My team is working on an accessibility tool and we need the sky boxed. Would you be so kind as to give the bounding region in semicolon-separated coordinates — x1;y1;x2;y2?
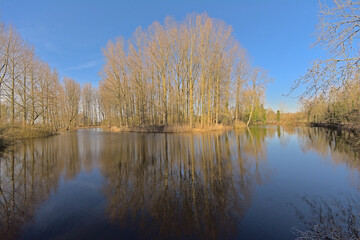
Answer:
0;0;323;112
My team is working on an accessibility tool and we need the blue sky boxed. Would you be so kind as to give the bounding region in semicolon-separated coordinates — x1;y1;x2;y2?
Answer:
0;0;323;112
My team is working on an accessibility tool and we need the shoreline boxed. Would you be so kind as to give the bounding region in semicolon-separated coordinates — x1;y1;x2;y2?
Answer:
0;125;57;152
1;123;358;152
102;124;241;133
99;122;309;133
100;123;360;152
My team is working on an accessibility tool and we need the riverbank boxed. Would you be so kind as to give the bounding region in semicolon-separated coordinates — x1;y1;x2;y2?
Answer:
310;122;360;152
103;123;246;133
0;125;57;152
265;120;307;126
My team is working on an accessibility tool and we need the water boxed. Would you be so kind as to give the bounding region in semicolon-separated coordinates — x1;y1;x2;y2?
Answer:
0;126;359;240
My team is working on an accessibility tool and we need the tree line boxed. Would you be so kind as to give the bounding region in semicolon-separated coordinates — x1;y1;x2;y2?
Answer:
0;21;100;130
1;13;271;132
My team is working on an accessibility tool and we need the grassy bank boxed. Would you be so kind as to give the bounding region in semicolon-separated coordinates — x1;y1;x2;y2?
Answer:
0;125;57;152
104;122;247;133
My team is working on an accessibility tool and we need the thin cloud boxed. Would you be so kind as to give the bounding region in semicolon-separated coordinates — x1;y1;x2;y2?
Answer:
65;60;102;71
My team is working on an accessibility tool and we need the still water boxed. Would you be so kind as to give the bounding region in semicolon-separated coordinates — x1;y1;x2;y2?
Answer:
0;126;359;240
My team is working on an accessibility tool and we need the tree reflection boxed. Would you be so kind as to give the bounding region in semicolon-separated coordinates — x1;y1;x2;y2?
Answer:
0;132;83;239
297;127;360;189
297;127;358;162
100;129;271;239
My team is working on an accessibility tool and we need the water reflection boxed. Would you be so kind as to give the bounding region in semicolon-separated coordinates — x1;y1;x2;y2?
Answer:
292;194;360;239
0;127;358;239
296;127;360;191
297;127;359;164
0;131;98;239
0;137;69;239
99;130;272;239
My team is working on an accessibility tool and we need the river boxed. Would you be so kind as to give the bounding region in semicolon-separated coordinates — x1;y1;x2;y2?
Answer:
0;126;359;239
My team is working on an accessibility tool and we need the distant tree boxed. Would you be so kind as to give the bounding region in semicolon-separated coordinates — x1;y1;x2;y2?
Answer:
246;67;271;126
262;107;267;123
63;78;80;129
276;110;280;122
81;83;94;126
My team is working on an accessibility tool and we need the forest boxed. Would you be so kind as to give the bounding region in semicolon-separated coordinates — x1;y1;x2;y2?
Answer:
0;13;273;135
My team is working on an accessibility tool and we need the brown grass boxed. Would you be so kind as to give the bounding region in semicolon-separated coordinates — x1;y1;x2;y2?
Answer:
266;120;308;126
234;120;247;129
104;123;244;133
0;124;56;152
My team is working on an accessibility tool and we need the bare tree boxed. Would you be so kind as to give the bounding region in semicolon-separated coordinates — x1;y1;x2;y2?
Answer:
292;0;360;126
291;0;360;100
63;78;80;129
246;67;271;126
99;13;269;128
